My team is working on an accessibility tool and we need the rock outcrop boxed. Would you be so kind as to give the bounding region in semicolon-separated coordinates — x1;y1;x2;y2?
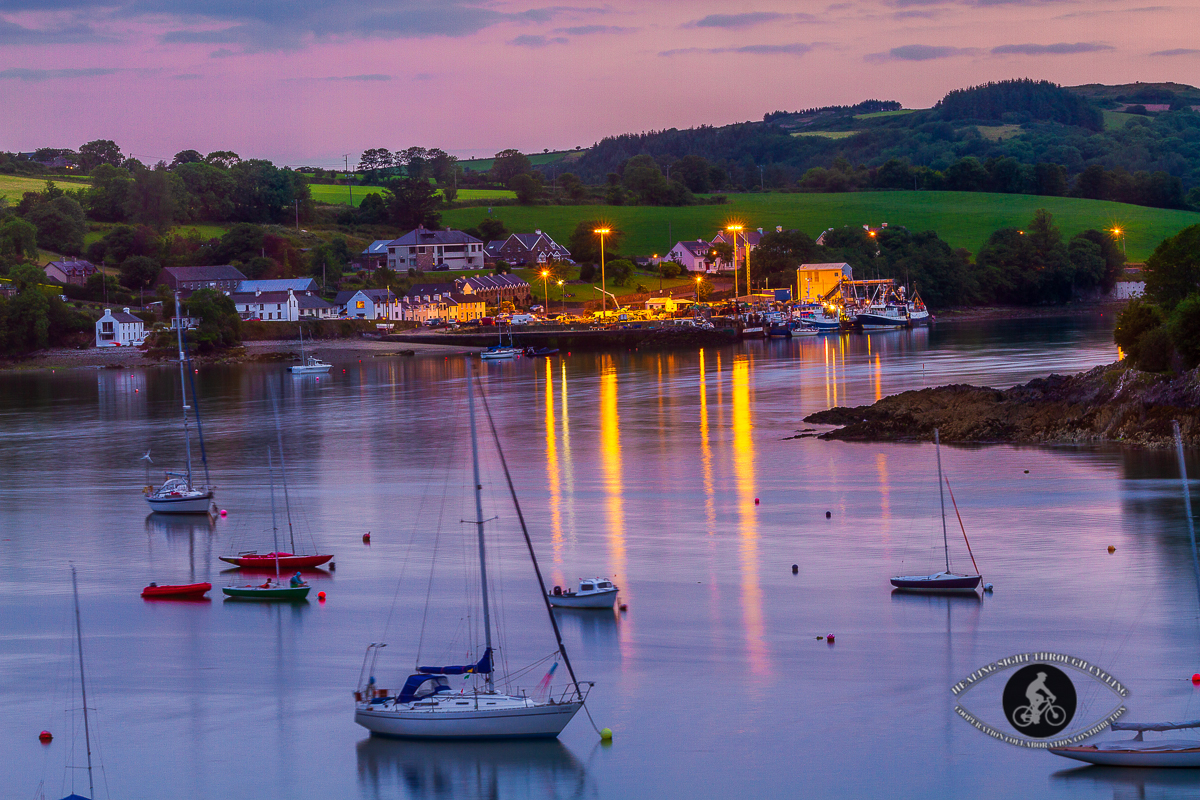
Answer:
804;362;1200;447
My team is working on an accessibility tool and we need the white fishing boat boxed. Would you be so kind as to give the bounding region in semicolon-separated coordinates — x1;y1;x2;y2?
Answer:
907;291;931;325
145;293;216;515
353;366;588;739
548;578;619;609
1050;421;1200;768
891;429;982;593
289;327;332;373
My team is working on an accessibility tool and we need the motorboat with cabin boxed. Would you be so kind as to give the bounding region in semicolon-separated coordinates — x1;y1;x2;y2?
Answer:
548;578;619;609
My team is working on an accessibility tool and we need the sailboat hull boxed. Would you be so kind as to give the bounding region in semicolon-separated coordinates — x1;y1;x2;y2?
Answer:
222;585;311;600
355;700;582;740
891;572;981;592
146;491;215;514
219;553;333;569
1049;745;1200;767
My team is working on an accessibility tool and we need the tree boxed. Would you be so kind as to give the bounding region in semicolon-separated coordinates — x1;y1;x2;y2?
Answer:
509;173;542;204
1067;237;1106;293
0;216;38;267
974;212;1073;305
173;161;235;221
1034;163;1068;197
228;160;310;223
8;263;47;291
567;220;622;265
127;169;185;229
397;147;431;181
1144;224;1200;311
211;223;265;265
205;151;241;169
307;236;353;284
86;164;133;222
1;285;50;352
243;256;274;280
26;196;86;255
170;150;205;168
945;157;990;192
95;224;158;266
357;192;388;225
671;155;714;193
606;259;634;287
1167;293;1200;369
558;172;587;200
382;177;441;231
184;288;241;352
491;149;532;184
477;217;509;242
78;139;123;172
119;255;160;291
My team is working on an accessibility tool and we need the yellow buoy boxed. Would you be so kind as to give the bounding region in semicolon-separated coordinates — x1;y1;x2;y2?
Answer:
1108;545;1116;553
600;727;613;740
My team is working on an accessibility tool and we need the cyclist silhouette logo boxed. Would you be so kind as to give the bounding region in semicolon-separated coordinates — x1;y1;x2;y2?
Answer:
1002;664;1076;738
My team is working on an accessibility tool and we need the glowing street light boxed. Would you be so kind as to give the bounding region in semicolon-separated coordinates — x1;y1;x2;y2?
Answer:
695;274;702;303
594;228;611;316
541;269;550;311
1111;227;1126;255
557;279;565;315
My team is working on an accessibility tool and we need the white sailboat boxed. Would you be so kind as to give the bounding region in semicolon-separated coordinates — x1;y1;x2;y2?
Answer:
480;325;519;360
145;293;216;515
1050;420;1200;767
353;366;587;739
288;327;331;373
891;429;982;592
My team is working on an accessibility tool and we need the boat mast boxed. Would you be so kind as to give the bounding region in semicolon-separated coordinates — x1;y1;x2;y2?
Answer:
935;428;949;573
273;404;296;553
1173;421;1200;607
268;447;281;582
467;369;495;692
70;566;95;800
175;292;195;490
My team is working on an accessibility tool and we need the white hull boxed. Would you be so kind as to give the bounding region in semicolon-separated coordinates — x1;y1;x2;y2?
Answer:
1050;746;1200;767
289;364;331;374
355;699;582;739
480;348;519;360
146;492;214;514
548;589;617;608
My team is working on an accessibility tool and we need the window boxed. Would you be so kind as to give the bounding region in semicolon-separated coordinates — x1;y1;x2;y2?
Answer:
581;583;594;592
356;301;366;309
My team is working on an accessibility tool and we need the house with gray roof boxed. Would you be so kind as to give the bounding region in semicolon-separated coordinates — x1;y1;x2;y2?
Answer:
95;307;144;348
335;288;401;320
44;259;98;286
360;240;393;271
234;278;319;294
156;265;247;294
386;227;485;271
483;230;571;266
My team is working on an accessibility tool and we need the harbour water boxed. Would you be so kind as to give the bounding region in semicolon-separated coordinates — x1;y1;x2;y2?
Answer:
5;313;1200;799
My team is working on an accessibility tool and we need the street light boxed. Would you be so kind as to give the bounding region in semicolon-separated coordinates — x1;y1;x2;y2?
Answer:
594;228;611;317
695;275;702;303
557;279;564;315
541;269;550;312
1111;227;1126;255
726;224;744;315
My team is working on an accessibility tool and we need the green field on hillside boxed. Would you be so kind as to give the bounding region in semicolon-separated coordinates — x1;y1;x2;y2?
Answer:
790;130;859;139
458;151;581;173
309;183;515;207
443;192;1200;262
853;109;919;120
0;174;91;199
1103;110;1142;130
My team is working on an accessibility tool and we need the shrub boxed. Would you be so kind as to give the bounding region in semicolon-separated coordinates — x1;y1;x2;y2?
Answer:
1136;326;1174;372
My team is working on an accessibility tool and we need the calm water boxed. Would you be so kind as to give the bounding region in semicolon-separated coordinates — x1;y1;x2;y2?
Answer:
5;314;1200;799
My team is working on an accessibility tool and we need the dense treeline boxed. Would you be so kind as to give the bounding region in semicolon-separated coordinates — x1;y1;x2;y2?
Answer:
1113;224;1200;371
764;100;901;123
936;80;1103;131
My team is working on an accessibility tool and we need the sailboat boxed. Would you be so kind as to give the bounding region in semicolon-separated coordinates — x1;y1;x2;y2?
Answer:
891;429;983;592
353;366;587;739
480;325;519;360
1049;420;1200;767
222;448;311;600
145;293;216;515
288;326;332;374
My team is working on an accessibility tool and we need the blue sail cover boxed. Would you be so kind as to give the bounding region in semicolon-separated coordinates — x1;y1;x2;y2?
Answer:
398;674;452;703
417;648;493;676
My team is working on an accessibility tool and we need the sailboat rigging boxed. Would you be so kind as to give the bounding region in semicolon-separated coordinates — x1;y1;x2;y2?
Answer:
891;429;983;592
353;363;587;739
288;326;331;374
144;293;216;515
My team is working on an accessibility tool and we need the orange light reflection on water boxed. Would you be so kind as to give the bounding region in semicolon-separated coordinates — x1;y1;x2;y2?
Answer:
599;359;628;610
732;356;768;675
545;361;563;576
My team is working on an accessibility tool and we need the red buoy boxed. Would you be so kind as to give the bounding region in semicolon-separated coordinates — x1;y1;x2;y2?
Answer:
1192;673;1200;684
219;509;227;517
363;531;371;543
318;591;326;601
826;633;835;643
755;498;760;505
39;730;52;742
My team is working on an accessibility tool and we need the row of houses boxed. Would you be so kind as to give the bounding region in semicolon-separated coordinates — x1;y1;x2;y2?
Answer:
362;227;572;272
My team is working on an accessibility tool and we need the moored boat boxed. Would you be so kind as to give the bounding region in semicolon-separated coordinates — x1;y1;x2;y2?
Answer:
548;578;619;609
856;303;910;330
219;552;332;569
1049;721;1200;767
141;582;212;598
222;582;311;601
289;327;332;373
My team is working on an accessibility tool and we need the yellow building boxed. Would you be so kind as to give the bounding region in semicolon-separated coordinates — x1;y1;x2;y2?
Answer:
796;262;854;303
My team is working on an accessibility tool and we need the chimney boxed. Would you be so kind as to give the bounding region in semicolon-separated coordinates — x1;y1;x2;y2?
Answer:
122;307;131;314
256;289;262;297
758;228;763;234
535;229;542;235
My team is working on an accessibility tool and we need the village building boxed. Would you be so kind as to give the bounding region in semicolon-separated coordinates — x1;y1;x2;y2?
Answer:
796;263;854;303
400;286;486;324
156;265;247;295
234;278;320;294
43;259;98;286
644;296;696;315
455;274;532;305
483;231;572;266
336;288;402;320
358;240;392;272
667;240;720;273
95;307;144;347
711;228;764;273
386;228;485;271
298;293;337;319
229;289;300;321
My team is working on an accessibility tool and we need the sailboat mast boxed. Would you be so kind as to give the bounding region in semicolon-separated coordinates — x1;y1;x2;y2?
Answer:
273;405;296;553
269;447;281;581
175;292;195;489
70;566;95;800
935;428;949;572
1172;421;1200;607
467;370;495;692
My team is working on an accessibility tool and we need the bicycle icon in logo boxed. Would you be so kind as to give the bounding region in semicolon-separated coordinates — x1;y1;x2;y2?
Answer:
1002;664;1076;738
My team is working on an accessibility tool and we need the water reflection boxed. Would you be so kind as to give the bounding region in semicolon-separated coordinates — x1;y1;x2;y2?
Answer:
545;361;563;577
356;738;593;800
1050;764;1200;798
552;607;619;652
731;356;767;675
598;359;626;602
143;512;216;582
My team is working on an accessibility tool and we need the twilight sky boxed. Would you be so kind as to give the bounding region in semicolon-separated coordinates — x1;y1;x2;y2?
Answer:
1;0;1197;166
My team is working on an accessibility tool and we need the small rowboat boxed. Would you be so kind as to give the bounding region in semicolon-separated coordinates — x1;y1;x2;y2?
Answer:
142;582;212;598
222;583;311;601
219;552;333;569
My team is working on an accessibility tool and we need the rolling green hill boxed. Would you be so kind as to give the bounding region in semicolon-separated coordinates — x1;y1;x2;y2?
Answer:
443;192;1200;261
308;184;515;207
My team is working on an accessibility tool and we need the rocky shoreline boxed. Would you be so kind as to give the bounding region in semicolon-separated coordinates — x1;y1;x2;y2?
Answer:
804;361;1200;448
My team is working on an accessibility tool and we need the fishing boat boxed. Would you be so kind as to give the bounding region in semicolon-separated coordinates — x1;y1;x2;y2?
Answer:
891;429;983;593
288;327;332;373
1050;420;1200;767
907;291;931;325
141;581;211;598
145;293;216;515
353;366;587;739
548;578;619;609
481;326;520;360
222;448;311;601
856;302;910;330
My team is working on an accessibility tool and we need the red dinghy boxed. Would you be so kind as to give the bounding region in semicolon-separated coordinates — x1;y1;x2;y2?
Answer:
142;582;212;598
219;552;333;569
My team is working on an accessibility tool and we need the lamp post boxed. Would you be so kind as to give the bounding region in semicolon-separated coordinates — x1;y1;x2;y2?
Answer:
541;269;550;312
594;228;610;317
558;279;564;316
695;275;702;303
726;224;743;316
1111;227;1126;256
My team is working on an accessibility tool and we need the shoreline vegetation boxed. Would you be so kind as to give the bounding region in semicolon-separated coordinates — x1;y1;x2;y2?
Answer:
804;360;1200;448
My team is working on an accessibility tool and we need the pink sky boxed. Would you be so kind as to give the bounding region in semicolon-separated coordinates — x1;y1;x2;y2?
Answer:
1;0;1198;167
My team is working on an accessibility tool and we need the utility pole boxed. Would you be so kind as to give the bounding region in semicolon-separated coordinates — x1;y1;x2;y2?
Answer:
344;154;353;207
295;199;299;232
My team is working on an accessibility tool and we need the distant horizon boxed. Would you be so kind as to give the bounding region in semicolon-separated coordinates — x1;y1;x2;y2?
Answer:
3;0;1198;167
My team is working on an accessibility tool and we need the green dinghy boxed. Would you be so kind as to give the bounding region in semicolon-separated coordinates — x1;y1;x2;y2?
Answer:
222;583;310;600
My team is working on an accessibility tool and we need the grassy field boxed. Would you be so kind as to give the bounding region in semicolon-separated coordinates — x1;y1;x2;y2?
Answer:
458;150;582;173
309;183;516;207
974;124;1023;141
853;109;920;120
1103;110;1142;130
0;174;91;200
790;130;859;139
443;192;1200;262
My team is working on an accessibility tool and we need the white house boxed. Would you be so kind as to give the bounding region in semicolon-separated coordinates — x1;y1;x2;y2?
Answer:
95;308;144;348
386;227;485;271
336;289;402;320
668;240;719;273
229;289;300;321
